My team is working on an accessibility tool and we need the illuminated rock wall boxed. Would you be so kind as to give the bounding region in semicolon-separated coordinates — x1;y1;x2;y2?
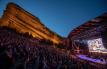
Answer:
62;13;107;49
0;3;62;44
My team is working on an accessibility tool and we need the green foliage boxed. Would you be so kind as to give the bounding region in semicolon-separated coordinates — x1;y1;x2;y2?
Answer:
56;43;66;49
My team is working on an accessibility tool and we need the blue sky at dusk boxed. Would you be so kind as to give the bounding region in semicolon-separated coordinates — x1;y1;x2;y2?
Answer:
0;0;107;37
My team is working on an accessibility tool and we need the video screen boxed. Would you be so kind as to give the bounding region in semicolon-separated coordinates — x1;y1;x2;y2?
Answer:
87;38;107;53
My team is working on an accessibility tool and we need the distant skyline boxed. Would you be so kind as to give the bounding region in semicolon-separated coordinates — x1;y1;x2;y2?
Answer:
0;0;107;37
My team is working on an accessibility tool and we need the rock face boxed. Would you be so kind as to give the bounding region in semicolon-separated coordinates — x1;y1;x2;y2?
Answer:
0;3;62;44
68;13;107;39
63;13;107;49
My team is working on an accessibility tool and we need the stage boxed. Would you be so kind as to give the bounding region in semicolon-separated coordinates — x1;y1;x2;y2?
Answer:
76;54;106;65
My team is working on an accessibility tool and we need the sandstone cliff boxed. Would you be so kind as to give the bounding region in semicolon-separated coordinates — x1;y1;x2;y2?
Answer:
62;13;107;48
0;3;62;44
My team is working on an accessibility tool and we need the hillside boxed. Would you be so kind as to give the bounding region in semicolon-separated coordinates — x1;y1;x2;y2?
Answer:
0;3;63;44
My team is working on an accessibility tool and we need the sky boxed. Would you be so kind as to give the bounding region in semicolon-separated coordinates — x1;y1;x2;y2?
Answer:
0;0;107;37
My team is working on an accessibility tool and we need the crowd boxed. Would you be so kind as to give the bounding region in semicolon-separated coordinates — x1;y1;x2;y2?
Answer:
0;27;105;69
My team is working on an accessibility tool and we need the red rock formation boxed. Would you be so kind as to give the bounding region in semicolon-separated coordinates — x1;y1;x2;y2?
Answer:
62;13;107;49
0;3;62;44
